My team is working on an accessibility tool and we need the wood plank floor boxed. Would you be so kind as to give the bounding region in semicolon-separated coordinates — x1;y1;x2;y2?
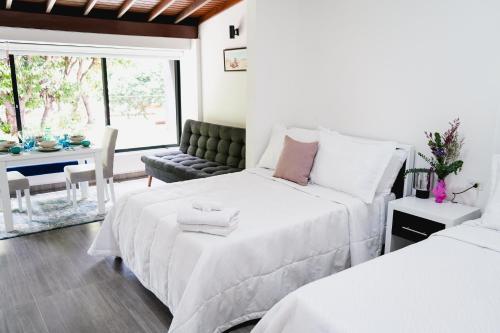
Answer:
0;222;255;333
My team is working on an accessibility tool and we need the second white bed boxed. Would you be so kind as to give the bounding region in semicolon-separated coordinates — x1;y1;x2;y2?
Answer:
88;168;390;333
253;221;500;333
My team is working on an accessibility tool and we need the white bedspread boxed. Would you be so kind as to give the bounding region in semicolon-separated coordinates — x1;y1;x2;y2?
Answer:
253;222;500;333
88;168;387;333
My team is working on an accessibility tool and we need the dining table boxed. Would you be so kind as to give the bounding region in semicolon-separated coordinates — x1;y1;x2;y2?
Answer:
0;146;105;232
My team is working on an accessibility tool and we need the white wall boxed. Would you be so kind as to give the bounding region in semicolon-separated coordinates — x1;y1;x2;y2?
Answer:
248;0;500;205
181;39;203;122
199;1;247;127
247;0;301;165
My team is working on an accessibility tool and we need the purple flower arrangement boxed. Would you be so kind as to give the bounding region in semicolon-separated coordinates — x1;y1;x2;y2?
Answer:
422;118;464;180
406;118;464;203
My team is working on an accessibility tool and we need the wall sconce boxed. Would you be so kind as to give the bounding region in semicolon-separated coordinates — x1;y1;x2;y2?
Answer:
229;25;239;39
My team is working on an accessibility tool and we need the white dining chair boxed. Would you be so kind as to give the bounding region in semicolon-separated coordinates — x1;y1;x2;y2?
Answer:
63;127;118;209
5;171;32;221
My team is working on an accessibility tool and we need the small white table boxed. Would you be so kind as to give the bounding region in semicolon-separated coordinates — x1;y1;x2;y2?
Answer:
0;146;105;232
385;197;481;253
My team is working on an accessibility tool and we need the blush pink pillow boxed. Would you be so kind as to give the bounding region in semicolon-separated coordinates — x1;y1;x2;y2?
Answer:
273;135;319;186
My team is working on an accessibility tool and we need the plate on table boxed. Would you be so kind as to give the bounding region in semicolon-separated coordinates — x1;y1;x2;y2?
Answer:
37;146;62;152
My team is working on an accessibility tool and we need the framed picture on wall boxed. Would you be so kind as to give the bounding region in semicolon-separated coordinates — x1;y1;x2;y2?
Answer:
224;47;247;71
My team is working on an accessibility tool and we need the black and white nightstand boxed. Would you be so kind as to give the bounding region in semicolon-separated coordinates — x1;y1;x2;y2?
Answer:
384;197;481;253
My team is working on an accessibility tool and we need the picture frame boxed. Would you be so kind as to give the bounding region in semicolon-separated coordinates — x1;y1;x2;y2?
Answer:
223;47;247;72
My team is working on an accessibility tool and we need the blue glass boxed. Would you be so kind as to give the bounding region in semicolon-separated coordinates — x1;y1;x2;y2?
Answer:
23;136;35;151
60;134;70;149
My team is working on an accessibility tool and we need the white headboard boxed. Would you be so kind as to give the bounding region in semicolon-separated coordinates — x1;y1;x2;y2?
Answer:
489;154;500;197
394;143;415;198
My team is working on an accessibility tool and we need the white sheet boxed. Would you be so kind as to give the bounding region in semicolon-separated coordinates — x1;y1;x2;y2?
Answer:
253;221;500;333
88;168;389;333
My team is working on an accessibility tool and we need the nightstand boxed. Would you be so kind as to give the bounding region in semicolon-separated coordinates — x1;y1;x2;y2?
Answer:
384;197;481;253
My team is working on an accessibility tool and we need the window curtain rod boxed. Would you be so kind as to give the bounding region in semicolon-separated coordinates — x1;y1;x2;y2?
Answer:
0;41;184;59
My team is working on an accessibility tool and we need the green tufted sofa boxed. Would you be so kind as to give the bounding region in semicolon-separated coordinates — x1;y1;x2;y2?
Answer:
141;119;246;184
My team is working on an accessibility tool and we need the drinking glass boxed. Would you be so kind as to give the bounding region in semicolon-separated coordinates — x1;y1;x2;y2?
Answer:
413;170;434;199
23;136;35;151
59;134;70;149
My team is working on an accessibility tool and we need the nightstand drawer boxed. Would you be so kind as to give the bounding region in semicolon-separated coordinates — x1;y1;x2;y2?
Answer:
392;210;445;242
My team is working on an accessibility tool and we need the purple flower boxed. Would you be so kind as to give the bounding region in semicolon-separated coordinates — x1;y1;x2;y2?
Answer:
433;147;446;158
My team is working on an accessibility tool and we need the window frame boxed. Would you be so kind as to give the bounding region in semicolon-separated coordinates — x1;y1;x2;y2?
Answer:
8;54;22;133
7;54;182;152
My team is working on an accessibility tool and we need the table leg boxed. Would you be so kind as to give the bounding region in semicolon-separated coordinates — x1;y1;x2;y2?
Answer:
0;162;13;232
80;181;89;199
94;153;105;215
77;159;89;199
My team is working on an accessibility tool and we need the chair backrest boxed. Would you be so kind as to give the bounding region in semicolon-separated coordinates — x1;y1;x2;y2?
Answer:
101;127;118;178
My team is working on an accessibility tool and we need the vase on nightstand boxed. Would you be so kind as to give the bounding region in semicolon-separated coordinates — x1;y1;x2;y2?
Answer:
432;179;447;203
406;118;465;204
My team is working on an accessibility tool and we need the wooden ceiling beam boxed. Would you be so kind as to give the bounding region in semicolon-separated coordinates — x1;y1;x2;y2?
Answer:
148;0;177;22
199;0;242;24
5;0;12;9
175;0;213;24
83;0;98;15
46;0;56;13
117;0;137;18
0;10;198;38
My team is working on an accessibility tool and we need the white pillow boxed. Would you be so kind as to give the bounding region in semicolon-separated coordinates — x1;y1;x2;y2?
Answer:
322;129;407;195
257;124;287;169
258;125;319;170
287;127;319;142
310;130;396;203
481;155;500;230
376;149;408;194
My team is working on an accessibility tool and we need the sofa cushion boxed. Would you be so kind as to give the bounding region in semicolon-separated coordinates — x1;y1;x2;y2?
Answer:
180;120;245;169
141;149;242;181
143;120;245;183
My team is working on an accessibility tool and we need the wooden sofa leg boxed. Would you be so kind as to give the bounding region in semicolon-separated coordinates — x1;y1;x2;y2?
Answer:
147;176;152;187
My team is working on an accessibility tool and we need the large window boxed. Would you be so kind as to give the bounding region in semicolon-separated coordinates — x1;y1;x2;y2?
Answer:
107;58;178;150
0;52;180;151
15;55;105;144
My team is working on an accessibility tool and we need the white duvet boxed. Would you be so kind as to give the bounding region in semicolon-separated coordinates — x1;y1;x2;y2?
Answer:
253;222;500;333
88;168;388;333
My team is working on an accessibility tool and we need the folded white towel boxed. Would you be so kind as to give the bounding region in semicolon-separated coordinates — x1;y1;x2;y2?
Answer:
192;200;224;212
178;219;238;237
177;205;240;228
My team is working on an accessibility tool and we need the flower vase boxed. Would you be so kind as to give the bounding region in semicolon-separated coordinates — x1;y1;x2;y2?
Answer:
432;179;447;203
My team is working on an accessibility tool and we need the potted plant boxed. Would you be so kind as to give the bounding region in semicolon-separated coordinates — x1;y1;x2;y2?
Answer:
406;118;464;203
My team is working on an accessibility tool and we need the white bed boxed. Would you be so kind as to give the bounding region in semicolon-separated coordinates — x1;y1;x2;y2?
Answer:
252;221;500;333
88;168;394;333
